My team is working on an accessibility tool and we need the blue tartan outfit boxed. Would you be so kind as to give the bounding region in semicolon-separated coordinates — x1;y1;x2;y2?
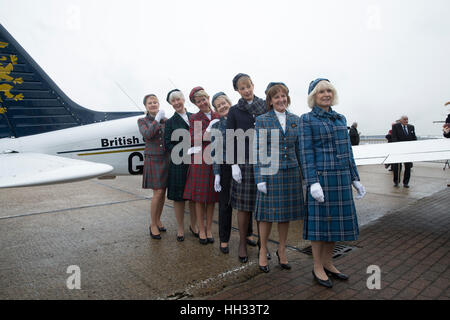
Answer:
298;106;360;242
253;110;305;222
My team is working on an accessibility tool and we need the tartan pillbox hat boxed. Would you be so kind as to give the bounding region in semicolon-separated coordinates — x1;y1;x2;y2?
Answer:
211;91;226;106
265;82;288;94
189;86;204;103
308;78;330;95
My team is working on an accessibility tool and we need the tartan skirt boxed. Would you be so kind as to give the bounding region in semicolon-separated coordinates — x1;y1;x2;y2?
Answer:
254;166;305;222
303;169;359;242
142;154;169;189
183;163;219;203
230;164;257;212
167;162;189;201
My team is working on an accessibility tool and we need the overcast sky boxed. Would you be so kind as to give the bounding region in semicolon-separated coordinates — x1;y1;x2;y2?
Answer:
1;0;449;136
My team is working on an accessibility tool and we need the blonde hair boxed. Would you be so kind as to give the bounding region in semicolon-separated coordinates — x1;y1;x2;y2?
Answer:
193;89;210;101
212;94;232;109
236;76;253;89
307;80;339;108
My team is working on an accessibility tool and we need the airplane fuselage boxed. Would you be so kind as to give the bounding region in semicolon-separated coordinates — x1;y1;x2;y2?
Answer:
0;115;146;176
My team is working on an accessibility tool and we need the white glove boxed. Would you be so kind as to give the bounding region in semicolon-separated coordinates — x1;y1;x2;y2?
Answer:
214;175;222;192
257;182;267;194
187;146;202;155
154;109;165;122
352;181;366;199
231;164;242;184
310;182;325;203
206;119;220;132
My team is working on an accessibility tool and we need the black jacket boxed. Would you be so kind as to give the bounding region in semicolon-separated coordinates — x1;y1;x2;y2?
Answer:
348;126;360;145
391;123;417;142
226;96;266;163
444;114;450;138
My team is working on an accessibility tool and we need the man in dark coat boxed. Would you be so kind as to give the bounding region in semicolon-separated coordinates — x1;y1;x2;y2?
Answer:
348;122;360;146
443;113;450;138
391;115;417;187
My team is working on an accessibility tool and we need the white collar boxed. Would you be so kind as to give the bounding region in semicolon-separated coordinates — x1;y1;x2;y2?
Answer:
274;109;286;116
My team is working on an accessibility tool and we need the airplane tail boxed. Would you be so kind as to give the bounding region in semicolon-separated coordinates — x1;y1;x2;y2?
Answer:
0;24;143;139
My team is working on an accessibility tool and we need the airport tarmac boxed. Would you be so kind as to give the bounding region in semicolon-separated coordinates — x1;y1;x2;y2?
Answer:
0;162;448;299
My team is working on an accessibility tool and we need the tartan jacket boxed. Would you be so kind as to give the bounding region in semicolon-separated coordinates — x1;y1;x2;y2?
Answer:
298;106;359;186
189;110;220;153
253;110;302;185
137;114;167;156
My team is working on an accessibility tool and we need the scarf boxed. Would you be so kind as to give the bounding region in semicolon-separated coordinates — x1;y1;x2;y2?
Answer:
236;95;266;117
312;106;342;121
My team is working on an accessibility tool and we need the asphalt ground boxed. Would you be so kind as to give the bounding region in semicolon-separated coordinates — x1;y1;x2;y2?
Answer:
0;162;448;300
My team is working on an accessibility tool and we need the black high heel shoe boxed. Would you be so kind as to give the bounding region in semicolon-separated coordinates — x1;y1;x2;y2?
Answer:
324;267;349;280
246;237;257;247
149;227;161;240
239;256;248;263
257;239;271;260
258;253;270;273
158;226;167;232
190;226;199;238
259;264;270;273
257;244;270;273
312;270;333;288
219;244;229;254
276;250;291;270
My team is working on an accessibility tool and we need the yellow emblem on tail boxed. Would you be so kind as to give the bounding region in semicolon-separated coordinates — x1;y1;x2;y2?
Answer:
0;42;24;102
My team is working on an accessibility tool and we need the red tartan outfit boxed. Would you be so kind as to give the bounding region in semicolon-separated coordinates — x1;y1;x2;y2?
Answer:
183;110;220;203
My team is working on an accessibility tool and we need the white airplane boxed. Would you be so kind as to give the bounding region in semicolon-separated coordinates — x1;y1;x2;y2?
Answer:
0;24;449;188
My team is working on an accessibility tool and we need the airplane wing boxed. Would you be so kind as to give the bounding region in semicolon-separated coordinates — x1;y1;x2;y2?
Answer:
0;153;113;188
353;139;450;165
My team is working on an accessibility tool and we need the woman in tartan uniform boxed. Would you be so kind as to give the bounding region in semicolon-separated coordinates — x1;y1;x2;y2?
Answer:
183;87;220;244
164;89;198;241
254;82;304;273
226;73;266;262
298;78;366;288
210;92;257;254
137;94;169;239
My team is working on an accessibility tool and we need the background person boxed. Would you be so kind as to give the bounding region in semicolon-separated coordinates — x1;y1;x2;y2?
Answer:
254;82;305;273
348;122;360;146
384;121;398;171
443;102;450;138
164;89;198;242
138;94;169;240
391;115;417;188
299;78;366;288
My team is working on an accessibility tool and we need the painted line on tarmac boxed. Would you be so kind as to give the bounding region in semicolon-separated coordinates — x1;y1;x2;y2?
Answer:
0;198;148;221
